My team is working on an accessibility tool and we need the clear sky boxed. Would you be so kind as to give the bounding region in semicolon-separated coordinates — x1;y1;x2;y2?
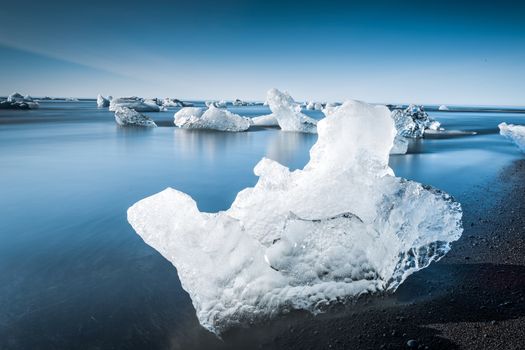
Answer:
0;0;524;105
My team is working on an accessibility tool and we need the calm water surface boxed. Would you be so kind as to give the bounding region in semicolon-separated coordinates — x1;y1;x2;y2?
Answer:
0;101;523;349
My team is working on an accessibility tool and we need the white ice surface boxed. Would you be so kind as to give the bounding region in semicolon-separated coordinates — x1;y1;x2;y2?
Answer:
251;114;279;127
109;97;162;112
128;99;463;334
7;92;39;109
499;122;525;153
438;105;449;111
97;94;110;108
266;88;317;133
174;106;251;132
114;107;157;127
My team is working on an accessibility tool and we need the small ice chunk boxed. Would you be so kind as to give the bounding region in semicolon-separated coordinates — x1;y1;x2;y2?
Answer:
391;104;440;138
97;94;110;108
6;92;39;109
499;122;525;153
251;114;279;127
266;88;317;133
114;107;157;127
174;106;251;132
128;99;462;334
390;135;409;155
438;105;449;111
110;97;163;112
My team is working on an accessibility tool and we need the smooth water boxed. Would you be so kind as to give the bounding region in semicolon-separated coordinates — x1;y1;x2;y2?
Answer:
0;101;523;349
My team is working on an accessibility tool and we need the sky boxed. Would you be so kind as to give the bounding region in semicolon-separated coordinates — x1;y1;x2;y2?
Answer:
0;0;524;105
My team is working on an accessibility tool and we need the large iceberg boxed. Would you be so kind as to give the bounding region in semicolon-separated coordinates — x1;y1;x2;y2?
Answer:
5;92;39;109
128;99;463;334
109;97;163;112
391;104;440;138
174;105;251;132
97;94;110;108
266;88;317;133
499;122;525;153
114;107;157;127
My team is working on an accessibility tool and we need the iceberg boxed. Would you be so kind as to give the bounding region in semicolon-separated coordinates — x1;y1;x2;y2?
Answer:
109;97;164;112
128;99;463;334
266;88;317;133
114;107;157;127
6;92;39;109
205;100;227;108
438;105;449;111
97;94;110;108
391;104;440;138
174;105;251;132
499;122;525;153
251;114;279;127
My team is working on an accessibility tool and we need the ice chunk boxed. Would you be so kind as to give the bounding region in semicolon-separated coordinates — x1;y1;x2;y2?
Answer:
174;105;251;132
128;99;462;334
109;97;163;112
6;92;39;109
438;104;449;111
97;94;110;108
499;122;525;153
114;107;157;127
251;114;279;127
266;88;317;133
205;100;227;108
390;135;409;154
391;104;440;138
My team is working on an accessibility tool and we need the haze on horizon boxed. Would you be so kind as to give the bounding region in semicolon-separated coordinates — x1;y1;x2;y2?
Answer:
0;0;524;106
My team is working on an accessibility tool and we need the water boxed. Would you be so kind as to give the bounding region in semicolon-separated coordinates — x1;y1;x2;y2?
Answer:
0;101;523;349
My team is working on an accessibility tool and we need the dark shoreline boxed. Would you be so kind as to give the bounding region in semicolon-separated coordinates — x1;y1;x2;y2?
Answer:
217;159;525;350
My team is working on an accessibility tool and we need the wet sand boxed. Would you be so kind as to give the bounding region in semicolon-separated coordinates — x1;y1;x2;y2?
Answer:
219;159;525;350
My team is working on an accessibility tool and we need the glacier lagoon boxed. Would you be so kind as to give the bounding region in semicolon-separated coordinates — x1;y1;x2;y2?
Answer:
1;100;524;348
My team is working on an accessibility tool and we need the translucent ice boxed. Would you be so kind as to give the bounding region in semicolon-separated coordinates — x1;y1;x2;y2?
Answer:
128;99;462;334
391;104;440;138
97;94;110;108
114;107;157;127
266;88;317;133
109;97;163;112
174;106;251;132
499;122;525;153
251;114;279;127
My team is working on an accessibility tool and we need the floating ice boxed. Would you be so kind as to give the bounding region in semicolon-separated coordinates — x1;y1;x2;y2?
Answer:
391;104;440;138
251;114;279;127
266;88;317;133
109;97;163;112
114;107;157;127
174;106;251;132
391;135;409;154
128;99;463;334
499;122;525;153
6;92;39;109
205;100;227;108
438;105;449;111
97;94;110;108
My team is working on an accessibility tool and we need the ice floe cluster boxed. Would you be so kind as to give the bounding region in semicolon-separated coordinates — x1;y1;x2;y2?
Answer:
1;92;39;109
174;105;251;132
128;99;463;334
114;107;157;127
391;104;441;138
499;122;525;153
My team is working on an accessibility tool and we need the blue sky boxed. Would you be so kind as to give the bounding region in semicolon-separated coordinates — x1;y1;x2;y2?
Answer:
0;0;524;105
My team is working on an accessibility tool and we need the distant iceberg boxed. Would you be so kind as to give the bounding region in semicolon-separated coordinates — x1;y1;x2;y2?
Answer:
97;94;110;108
128;99;462;334
109;97;163;112
438;105;449;111
391;104;440;138
174;105;251;132
499;122;525;153
5;92;39;109
114;107;157;127
266;88;317;133
205;100;227;108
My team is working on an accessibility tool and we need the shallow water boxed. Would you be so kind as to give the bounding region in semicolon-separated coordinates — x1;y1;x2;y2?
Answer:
0;101;523;348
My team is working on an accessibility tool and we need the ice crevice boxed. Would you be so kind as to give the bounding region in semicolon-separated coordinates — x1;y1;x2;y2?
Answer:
128;99;463;334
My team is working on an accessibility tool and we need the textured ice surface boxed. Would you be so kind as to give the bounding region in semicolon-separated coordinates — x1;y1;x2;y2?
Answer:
109;97;162;112
252;114;279;127
391;135;409;154
97;94;110;108
266;88;317;133
128;99;462;334
499;122;525;153
6;92;39;109
174;106;251;131
438;105;449;111
114;107;157;127
391;104;440;138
